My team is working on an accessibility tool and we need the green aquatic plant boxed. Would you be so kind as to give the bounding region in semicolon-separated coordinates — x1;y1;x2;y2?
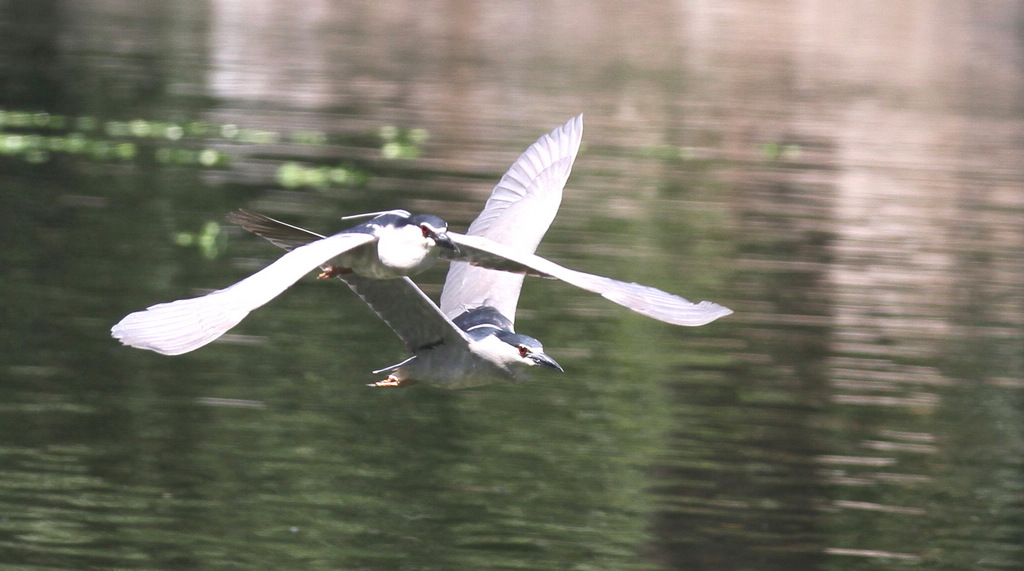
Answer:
174;221;227;260
0;107;424;191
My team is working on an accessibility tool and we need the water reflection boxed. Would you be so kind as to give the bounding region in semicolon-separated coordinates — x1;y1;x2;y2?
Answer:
1;1;1022;570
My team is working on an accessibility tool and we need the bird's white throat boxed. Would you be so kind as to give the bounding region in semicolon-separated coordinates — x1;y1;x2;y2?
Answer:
375;224;437;275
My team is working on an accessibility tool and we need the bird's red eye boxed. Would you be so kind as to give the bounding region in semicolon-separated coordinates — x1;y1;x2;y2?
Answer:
518;346;528;357
421;225;431;237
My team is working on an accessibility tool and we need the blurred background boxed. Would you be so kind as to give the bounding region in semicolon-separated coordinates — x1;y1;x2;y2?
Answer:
1;1;1022;569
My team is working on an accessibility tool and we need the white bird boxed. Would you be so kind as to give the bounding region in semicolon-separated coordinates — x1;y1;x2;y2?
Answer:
110;210;458;355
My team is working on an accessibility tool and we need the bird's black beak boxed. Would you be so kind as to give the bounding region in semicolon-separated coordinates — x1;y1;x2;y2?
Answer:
432;232;460;253
531;352;563;372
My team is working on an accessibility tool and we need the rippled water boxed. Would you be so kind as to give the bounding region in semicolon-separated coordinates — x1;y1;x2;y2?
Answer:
1;2;1022;569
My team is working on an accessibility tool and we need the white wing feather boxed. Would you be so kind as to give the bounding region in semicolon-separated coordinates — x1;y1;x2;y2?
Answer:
440;115;583;322
449;233;732;326
111;232;375;355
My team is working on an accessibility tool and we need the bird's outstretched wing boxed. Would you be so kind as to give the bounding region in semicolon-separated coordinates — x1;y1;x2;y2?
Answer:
339;274;471;353
440;115;583;322
447;233;732;326
111;231;375;355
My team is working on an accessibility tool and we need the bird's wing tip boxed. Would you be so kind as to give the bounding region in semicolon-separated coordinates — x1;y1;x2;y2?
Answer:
697;301;734;324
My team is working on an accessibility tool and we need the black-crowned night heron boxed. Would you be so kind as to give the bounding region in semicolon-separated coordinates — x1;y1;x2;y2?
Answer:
110;209;460;356
111;115;732;387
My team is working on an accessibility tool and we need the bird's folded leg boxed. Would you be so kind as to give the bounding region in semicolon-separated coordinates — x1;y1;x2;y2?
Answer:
317;265;352;279
367;376;418;388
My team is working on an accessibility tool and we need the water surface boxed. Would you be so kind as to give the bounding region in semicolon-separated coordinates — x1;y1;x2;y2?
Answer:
0;2;1021;569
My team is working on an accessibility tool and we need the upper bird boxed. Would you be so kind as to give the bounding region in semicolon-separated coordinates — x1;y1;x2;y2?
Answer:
110;209;459;355
111;115;732;385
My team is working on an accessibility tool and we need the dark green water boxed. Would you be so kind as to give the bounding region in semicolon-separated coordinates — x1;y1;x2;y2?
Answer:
1;3;1021;569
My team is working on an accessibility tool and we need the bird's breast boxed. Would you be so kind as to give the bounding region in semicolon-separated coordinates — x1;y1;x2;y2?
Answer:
333;234;435;279
373;229;437;278
397;340;517;389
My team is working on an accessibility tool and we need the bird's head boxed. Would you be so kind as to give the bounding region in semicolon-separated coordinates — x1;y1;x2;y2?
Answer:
495;331;563;373
408;214;459;253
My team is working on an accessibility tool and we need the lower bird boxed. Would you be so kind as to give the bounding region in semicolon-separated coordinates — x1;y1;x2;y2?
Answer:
111;115;732;386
